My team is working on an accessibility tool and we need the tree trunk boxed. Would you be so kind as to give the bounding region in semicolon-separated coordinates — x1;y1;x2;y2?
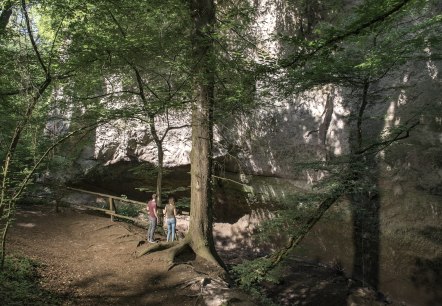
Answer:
131;65;165;206
148;114;163;206
0;79;51;216
0;1;13;37
187;0;224;268
156;145;164;202
351;80;380;289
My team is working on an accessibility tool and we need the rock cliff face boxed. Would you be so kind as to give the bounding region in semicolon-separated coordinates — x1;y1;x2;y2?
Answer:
69;62;441;306
63;2;442;305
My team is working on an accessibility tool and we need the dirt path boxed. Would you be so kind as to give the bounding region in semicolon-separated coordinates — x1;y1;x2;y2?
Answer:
7;205;397;306
8;205;251;306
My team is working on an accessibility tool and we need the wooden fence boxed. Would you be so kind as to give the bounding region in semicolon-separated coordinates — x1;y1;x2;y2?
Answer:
66;187;190;241
66;187;148;224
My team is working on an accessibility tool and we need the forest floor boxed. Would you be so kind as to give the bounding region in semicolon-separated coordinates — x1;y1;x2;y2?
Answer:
7;204;394;306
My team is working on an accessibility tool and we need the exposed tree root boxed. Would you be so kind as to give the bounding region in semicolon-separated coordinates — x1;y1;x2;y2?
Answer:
165;241;192;270
136;241;176;257
169;261;194;271
137;237;229;282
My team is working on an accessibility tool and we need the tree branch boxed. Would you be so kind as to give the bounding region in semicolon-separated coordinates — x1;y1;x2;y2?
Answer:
0;73;76;97
282;0;412;68
12;120;107;202
355;120;420;155
268;195;340;268
73;90;140;100
21;0;49;77
48;15;66;74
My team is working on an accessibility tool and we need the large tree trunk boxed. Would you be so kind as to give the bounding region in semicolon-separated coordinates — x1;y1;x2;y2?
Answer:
187;0;223;267
138;0;225;274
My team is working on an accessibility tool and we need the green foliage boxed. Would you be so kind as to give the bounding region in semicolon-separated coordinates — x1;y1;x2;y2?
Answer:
276;0;442;95
1;0;440;289
291;156;375;195
0;256;63;306
213;1;260;118
231;258;281;306
232;257;279;289
116;202;140;218
175;196;190;210
257;204;316;242
135;187;156;193
130;164;171;178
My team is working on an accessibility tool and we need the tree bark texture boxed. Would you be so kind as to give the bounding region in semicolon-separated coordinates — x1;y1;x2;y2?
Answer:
149;114;164;205
0;1;13;36
187;0;223;267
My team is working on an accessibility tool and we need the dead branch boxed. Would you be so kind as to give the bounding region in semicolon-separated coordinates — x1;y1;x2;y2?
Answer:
269;195;340;268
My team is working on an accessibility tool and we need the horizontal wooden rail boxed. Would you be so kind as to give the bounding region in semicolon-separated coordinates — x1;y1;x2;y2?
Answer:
74;204;113;213
66;187;188;231
69;188;189;243
67;186;148;222
72;203;148;227
67;187;146;206
105;211;148;224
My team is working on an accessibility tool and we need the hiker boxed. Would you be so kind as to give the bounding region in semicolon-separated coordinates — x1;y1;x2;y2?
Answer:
163;195;177;242
147;193;158;243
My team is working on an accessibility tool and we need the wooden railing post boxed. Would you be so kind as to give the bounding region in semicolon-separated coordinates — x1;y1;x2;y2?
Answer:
109;197;114;221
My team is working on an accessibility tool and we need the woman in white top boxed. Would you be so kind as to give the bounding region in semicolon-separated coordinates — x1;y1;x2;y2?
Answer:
163;195;177;242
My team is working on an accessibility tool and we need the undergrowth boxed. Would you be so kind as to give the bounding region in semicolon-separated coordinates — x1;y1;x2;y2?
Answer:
0;256;63;306
232;258;282;306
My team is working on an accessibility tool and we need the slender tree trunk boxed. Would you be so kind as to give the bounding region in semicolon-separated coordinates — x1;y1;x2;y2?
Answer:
0;82;49;271
357;80;370;149
148;114;164;205
351;80;380;289
156;146;163;201
0;79;51;216
1;219;11;268
269;195;340;267
131;65;165;206
0;1;13;37
1;0;51;216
